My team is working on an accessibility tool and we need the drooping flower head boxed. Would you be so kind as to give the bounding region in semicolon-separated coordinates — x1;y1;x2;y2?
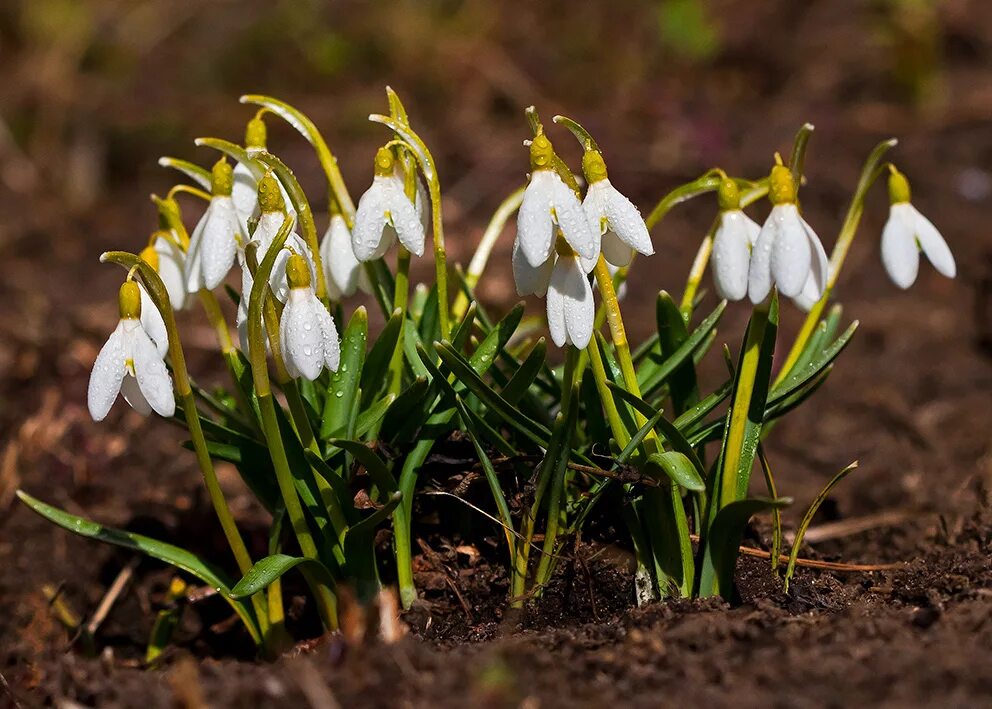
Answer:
279;254;341;381
581;149;653;267
352;147;425;261
320;205;370;300
141;231;188;312
186;158;242;292
748;161;829;306
881;167;955;289
87;281;175;421
710;178;760;302
517;134;599;268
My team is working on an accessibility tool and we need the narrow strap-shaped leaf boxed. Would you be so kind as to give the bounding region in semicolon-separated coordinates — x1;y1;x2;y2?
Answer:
768;320;858;406
353;393;397;439
329;439;398;493
656;291;699;416
640;300;726;397
672;378;732;432
17;491;261;645
500;338;547;406
320;307;368;439
360;308;403;407
646;451;705;492
230;553;337;599
700;496;792;600
783;461;859;592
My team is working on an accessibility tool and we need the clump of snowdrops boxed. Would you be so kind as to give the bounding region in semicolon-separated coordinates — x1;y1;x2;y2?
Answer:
18;89;955;659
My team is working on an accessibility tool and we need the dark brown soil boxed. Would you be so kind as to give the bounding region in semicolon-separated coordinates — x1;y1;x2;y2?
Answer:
2;1;992;707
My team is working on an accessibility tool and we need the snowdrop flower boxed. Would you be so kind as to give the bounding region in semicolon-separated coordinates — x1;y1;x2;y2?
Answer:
88;281;175;421
581;150;653;267
352;147;424;261
320;211;370;299
186;159;242;292
881;168;955;289
140;235;188;313
517;134;599;268
710;179;761;301
748;163;828;305
514;236;595;348
280;254;341;381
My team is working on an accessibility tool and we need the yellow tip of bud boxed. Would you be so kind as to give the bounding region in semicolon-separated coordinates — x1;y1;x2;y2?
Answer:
529;133;554;171
211;158;233;197
582;150;608;183
139;244;160;271
119;281;141;319
257;172;285;213
374;146;395;177
245;117;267;150
717;178;740;211
769;164;796;205
888;167;911;204
286;254;311;290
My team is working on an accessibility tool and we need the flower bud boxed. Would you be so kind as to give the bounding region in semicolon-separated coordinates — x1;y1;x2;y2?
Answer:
373;146;395;178
257;172;285;214
211;158;233;197
529;134;554;171
888;168;911;204
119;281;142;319
245;117;267;150
286;253;312;290
717;178;740;212
582;150;608;184
769;164;795;205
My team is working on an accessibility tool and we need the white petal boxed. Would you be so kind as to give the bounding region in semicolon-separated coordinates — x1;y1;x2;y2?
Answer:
744;214;761;246
770;204;811;298
384;182;425;257
139;285;168;357
184;214;206;293
548;256;594;348
881;204;919;289
189;197;239;291
155;235;188;311
512;239;554;296
912;206;956;279
602;181;653;256
551;174;599;260
601;230;635;268
802;217;829;302
517;170;557;267
582;181;609;235
317;306;341;372
87;321;126;421
130;323;175;417
352;179;391;261
711;211;751;301
321;215;364;298
280;289;325;381
120;375;152;416
748;214;775;303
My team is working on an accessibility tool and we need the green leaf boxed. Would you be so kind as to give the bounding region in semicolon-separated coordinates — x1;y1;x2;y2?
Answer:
646;451;705;492
320;307;368;439
640;300;726;398
329;439;398;493
672;378;732;432
230;553;336;599
360;308;403;406
353;393;396;440
700;496;792;600
768;320;858;407
656;291;699;416
783;461;859;592
16;491;261;645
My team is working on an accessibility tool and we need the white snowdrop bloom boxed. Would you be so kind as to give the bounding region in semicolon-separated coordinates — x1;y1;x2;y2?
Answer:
710;179;761;302
136;281;168;357
581;150;653;268
512;238;556;297
881;169;956;289
546;243;595;349
151;233;189;311
792;259;832;312
279;255;341;381
88;282;175;421
517;134;599;268
320;213;370;299
748;165;828;304
352;147;424;261
186;159;242;292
